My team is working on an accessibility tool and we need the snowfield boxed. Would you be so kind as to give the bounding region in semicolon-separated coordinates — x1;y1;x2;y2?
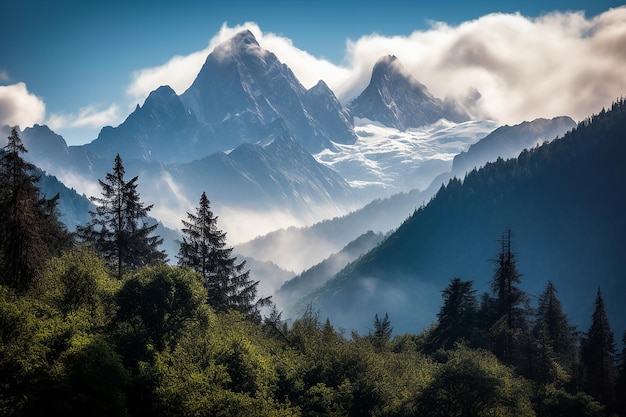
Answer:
315;118;499;197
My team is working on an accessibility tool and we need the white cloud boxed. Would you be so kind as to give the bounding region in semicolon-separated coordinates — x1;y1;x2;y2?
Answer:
337;7;626;123
0;82;46;128
47;103;121;130
125;7;626;126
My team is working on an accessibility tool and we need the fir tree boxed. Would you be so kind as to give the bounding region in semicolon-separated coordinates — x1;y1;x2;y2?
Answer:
177;192;270;317
77;154;165;278
0;127;72;290
580;288;617;408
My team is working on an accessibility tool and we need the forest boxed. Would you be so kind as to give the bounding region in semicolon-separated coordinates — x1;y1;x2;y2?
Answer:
1;100;626;417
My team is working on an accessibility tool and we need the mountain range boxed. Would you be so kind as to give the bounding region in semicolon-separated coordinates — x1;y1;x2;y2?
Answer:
3;29;619;341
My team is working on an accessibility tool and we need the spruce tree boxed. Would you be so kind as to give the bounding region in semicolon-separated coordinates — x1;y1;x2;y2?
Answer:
0;127;72;290
77;154;165;279
580;288;617;408
177;192;270;316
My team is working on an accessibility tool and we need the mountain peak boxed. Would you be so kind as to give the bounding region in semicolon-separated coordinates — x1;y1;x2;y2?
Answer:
213;29;261;58
349;55;470;129
370;55;416;88
230;29;259;47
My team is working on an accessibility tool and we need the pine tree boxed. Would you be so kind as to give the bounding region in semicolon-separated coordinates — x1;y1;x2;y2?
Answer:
580;288;617;408
429;278;478;351
0;127;72;290
177;192;270;316
77;154;165;278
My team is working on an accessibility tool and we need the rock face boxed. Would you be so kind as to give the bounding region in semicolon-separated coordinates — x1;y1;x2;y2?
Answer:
348;55;469;130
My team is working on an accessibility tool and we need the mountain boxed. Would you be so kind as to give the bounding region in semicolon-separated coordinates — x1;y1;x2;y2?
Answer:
238;116;571;273
303;99;626;336
86;85;201;162
79;31;356;163
422;116;577;197
181;30;356;154
154;120;357;213
348;55;470;130
451;116;576;174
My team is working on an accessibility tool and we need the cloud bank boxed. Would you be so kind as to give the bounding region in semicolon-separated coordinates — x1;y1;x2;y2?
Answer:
127;7;626;125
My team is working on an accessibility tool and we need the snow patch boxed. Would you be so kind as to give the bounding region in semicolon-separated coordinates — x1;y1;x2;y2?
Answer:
315;118;499;195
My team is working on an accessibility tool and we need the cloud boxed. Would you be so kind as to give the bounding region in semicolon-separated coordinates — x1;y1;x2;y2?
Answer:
125;7;626;126
338;7;626;123
47;103;121;130
126;21;352;104
0;82;46;128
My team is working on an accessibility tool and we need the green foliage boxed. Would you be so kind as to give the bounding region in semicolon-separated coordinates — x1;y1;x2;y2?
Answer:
415;346;535;417
53;334;129;417
114;264;209;358
34;246;118;326
537;385;604;417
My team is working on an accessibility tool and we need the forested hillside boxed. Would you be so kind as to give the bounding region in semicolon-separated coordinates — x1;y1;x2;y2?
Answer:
307;99;626;336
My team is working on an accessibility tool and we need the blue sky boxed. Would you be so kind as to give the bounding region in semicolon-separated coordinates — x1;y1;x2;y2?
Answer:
1;0;625;145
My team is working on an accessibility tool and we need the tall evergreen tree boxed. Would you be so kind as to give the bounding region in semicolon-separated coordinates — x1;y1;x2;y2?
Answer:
177;192;270;316
0;127;72;290
534;281;577;365
580;288;617;408
489;229;530;365
77;154;165;279
429;277;478;351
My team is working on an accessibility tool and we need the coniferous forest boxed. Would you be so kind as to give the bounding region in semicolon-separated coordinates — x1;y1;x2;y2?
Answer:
2;102;626;417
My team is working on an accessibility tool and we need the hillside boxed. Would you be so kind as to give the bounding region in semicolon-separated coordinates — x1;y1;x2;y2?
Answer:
305;99;626;335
